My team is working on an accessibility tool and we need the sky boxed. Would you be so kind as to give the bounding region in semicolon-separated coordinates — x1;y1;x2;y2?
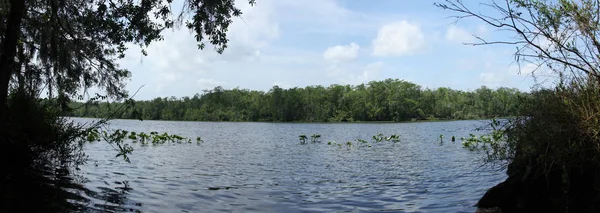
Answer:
116;0;555;100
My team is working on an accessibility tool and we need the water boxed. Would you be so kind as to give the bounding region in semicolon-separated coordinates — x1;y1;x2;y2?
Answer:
68;119;506;213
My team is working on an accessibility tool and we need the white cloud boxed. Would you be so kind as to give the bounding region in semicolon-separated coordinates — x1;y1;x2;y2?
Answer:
478;61;555;89
325;64;344;77
372;21;426;57
338;61;384;85
445;25;474;43
108;0;538;100
118;0;279;97
480;72;504;84
323;43;360;63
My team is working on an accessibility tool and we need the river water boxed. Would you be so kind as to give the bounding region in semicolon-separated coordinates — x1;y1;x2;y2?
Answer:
67;118;505;213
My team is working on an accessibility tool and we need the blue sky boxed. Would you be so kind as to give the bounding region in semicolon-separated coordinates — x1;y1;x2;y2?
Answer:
117;0;553;100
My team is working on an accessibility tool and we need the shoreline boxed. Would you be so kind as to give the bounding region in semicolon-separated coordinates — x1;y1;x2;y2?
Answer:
67;116;515;124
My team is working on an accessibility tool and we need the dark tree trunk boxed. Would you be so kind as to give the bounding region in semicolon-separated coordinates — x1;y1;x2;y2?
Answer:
0;0;26;117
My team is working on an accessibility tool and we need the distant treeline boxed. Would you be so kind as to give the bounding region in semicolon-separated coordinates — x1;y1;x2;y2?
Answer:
66;79;526;122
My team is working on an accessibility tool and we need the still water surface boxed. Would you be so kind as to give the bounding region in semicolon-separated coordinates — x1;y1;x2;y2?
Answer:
71;118;506;213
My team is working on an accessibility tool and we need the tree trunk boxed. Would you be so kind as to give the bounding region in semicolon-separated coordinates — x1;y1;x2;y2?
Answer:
0;0;26;117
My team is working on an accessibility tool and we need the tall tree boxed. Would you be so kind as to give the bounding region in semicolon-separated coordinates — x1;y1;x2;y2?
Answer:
436;0;600;211
0;0;255;117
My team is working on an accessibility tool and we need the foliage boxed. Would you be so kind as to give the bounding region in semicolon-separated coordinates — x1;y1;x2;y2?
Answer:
437;0;600;210
298;134;307;144
66;79;527;122
84;128;203;161
0;0;253;173
1;91;88;174
0;0;256;114
310;134;321;143
324;133;402;149
372;133;384;142
0;0;250;210
386;134;401;142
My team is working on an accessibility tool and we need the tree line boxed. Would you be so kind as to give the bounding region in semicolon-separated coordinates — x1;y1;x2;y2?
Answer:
67;79;526;122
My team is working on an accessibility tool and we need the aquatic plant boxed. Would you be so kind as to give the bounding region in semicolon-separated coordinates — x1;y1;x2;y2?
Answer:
138;132;150;143
86;129;101;142
387;134;400;142
310;134;321;143
128;131;137;140
85;128;204;149
372;133;384;142
298;134;307;144
461;131;504;153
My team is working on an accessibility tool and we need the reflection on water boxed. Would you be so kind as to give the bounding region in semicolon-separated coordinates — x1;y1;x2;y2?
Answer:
3;119;506;213
1;166;138;213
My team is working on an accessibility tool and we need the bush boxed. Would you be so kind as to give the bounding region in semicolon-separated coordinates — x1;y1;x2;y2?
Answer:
1;91;88;175
476;78;600;211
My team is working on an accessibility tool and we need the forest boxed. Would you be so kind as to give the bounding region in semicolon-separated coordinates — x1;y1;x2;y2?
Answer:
67;78;526;122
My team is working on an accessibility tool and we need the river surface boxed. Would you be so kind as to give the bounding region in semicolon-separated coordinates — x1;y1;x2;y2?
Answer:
68;118;506;213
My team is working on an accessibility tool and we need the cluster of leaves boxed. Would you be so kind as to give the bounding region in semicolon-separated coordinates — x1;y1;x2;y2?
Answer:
0;0;256;112
66;79;526;122
0;1;251;211
326;133;401;148
435;0;600;210
85;128;203;162
298;134;321;144
459;119;510;162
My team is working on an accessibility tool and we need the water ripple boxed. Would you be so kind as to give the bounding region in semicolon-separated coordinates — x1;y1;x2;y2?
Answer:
64;119;506;212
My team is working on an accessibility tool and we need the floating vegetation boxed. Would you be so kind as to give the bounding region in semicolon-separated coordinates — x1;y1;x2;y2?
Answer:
83;128;204;162
386;134;400;142
298;135;308;144
85;129;201;146
310;134;321;143
322;133;401;149
128;131;137;140
372;133;384;142
461;131;505;152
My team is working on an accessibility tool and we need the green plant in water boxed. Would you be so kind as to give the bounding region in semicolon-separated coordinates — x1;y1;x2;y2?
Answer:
310;134;321;143
128;131;137;140
346;141;352;147
138;132;150;144
196;137;204;143
86;129;101;142
299;134;307;144
387;134;400;142
372;133;384;142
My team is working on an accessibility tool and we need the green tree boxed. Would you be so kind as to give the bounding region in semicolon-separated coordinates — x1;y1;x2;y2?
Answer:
436;0;600;211
69;79;525;122
0;0;256;117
